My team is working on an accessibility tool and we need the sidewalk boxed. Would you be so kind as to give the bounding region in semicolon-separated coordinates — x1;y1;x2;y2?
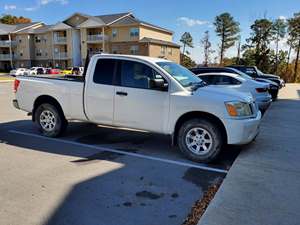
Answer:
198;84;300;225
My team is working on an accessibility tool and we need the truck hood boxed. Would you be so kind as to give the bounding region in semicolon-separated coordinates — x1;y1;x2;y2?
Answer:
261;74;280;79
194;85;253;103
255;78;278;86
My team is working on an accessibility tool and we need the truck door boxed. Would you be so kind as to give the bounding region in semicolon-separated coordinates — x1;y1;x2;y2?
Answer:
113;59;170;133
84;58;116;125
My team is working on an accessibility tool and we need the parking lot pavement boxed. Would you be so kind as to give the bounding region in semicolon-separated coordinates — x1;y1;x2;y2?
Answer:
0;82;242;225
197;84;300;225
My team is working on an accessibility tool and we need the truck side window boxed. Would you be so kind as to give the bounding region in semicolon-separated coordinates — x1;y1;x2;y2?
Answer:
93;59;116;85
120;61;165;90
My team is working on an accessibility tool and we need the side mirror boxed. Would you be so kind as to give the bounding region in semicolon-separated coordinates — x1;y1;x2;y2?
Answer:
150;78;168;91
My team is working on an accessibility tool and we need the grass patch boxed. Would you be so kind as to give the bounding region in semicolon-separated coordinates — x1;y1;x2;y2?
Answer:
0;76;14;81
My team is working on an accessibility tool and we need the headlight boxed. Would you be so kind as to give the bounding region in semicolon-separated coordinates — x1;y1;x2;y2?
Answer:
225;101;253;117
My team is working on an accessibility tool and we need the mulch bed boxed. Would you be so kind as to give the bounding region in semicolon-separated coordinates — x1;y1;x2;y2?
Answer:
182;182;222;225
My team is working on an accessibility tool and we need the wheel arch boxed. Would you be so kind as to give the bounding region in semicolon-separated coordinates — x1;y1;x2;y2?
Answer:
173;111;228;145
32;95;65;122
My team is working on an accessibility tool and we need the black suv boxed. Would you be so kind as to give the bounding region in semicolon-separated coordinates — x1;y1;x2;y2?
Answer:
190;67;279;100
228;66;285;88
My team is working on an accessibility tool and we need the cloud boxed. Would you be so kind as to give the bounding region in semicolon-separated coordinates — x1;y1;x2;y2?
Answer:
4;4;17;10
279;16;287;21
22;0;68;11
40;0;69;5
177;17;209;27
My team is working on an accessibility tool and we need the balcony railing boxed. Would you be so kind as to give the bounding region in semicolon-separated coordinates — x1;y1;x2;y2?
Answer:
54;52;68;59
53;36;67;44
0;54;12;60
87;34;109;42
0;40;17;47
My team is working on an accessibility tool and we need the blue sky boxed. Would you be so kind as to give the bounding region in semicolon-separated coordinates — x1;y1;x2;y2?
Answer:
1;0;299;63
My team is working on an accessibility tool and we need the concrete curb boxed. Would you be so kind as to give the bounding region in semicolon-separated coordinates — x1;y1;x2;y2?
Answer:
197;84;300;225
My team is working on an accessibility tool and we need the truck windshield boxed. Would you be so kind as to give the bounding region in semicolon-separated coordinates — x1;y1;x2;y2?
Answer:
157;62;204;88
229;68;253;80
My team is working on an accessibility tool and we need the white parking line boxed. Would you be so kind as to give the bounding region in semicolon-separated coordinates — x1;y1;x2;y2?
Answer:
9;130;228;174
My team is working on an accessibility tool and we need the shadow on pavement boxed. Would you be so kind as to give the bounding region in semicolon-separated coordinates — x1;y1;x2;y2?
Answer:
0;120;225;225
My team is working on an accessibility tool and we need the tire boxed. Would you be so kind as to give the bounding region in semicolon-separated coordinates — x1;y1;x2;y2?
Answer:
178;118;223;163
35;103;67;137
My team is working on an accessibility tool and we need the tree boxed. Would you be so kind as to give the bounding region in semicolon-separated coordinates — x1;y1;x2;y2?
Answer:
272;18;287;73
0;14;31;24
201;31;214;66
288;12;300;82
180;53;196;68
214;12;240;65
180;32;193;56
245;19;275;72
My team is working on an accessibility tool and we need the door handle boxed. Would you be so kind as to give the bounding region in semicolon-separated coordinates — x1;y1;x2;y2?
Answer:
116;91;128;96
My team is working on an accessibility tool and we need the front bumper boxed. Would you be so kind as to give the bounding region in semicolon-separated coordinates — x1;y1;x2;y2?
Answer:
257;98;272;111
13;99;20;109
223;111;261;145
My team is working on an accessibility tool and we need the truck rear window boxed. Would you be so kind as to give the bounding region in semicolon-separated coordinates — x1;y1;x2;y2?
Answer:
93;59;116;85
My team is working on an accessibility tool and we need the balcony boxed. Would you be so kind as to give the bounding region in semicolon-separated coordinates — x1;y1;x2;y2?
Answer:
0;54;12;61
53;36;67;44
0;40;17;47
87;34;109;43
54;52;68;60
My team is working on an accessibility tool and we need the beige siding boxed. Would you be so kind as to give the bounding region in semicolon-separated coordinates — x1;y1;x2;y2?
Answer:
148;44;180;63
107;26;139;42
139;26;172;42
33;32;53;60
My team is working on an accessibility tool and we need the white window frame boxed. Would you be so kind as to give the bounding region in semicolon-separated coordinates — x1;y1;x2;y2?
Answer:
130;27;139;38
130;45;139;55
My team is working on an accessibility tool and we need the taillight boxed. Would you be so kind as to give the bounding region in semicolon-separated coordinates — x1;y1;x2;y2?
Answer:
256;87;267;93
13;79;20;93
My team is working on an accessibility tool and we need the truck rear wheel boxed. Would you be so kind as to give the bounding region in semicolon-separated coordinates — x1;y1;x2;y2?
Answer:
178;118;223;163
35;103;67;137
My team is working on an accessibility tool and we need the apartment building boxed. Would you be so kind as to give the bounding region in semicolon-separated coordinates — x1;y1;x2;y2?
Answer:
0;12;180;70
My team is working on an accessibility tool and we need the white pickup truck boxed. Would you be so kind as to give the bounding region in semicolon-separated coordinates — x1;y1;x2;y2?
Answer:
13;54;261;163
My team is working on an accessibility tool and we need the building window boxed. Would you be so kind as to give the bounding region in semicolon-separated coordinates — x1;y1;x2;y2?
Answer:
130;27;139;37
112;46;119;54
18;39;22;43
35;36;41;43
112;29;118;38
168;47;172;55
19;50;23;57
130;45;139;55
161;46;167;55
36;49;42;56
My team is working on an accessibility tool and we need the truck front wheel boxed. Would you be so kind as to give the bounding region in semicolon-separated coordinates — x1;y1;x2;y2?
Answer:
178;118;223;163
35;103;67;137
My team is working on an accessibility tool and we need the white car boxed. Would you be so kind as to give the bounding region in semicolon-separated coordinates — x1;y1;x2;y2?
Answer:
9;68;30;76
198;72;272;112
12;54;261;163
29;67;45;75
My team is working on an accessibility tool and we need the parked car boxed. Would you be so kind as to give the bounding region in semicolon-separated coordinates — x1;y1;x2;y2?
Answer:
12;54;261;163
190;67;280;100
61;67;73;75
45;68;61;75
9;68;30;76
72;67;84;75
228;66;285;88
30;67;45;75
197;72;272;112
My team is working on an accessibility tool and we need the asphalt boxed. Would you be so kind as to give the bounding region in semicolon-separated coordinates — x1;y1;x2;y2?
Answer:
197;84;300;225
0;82;240;225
